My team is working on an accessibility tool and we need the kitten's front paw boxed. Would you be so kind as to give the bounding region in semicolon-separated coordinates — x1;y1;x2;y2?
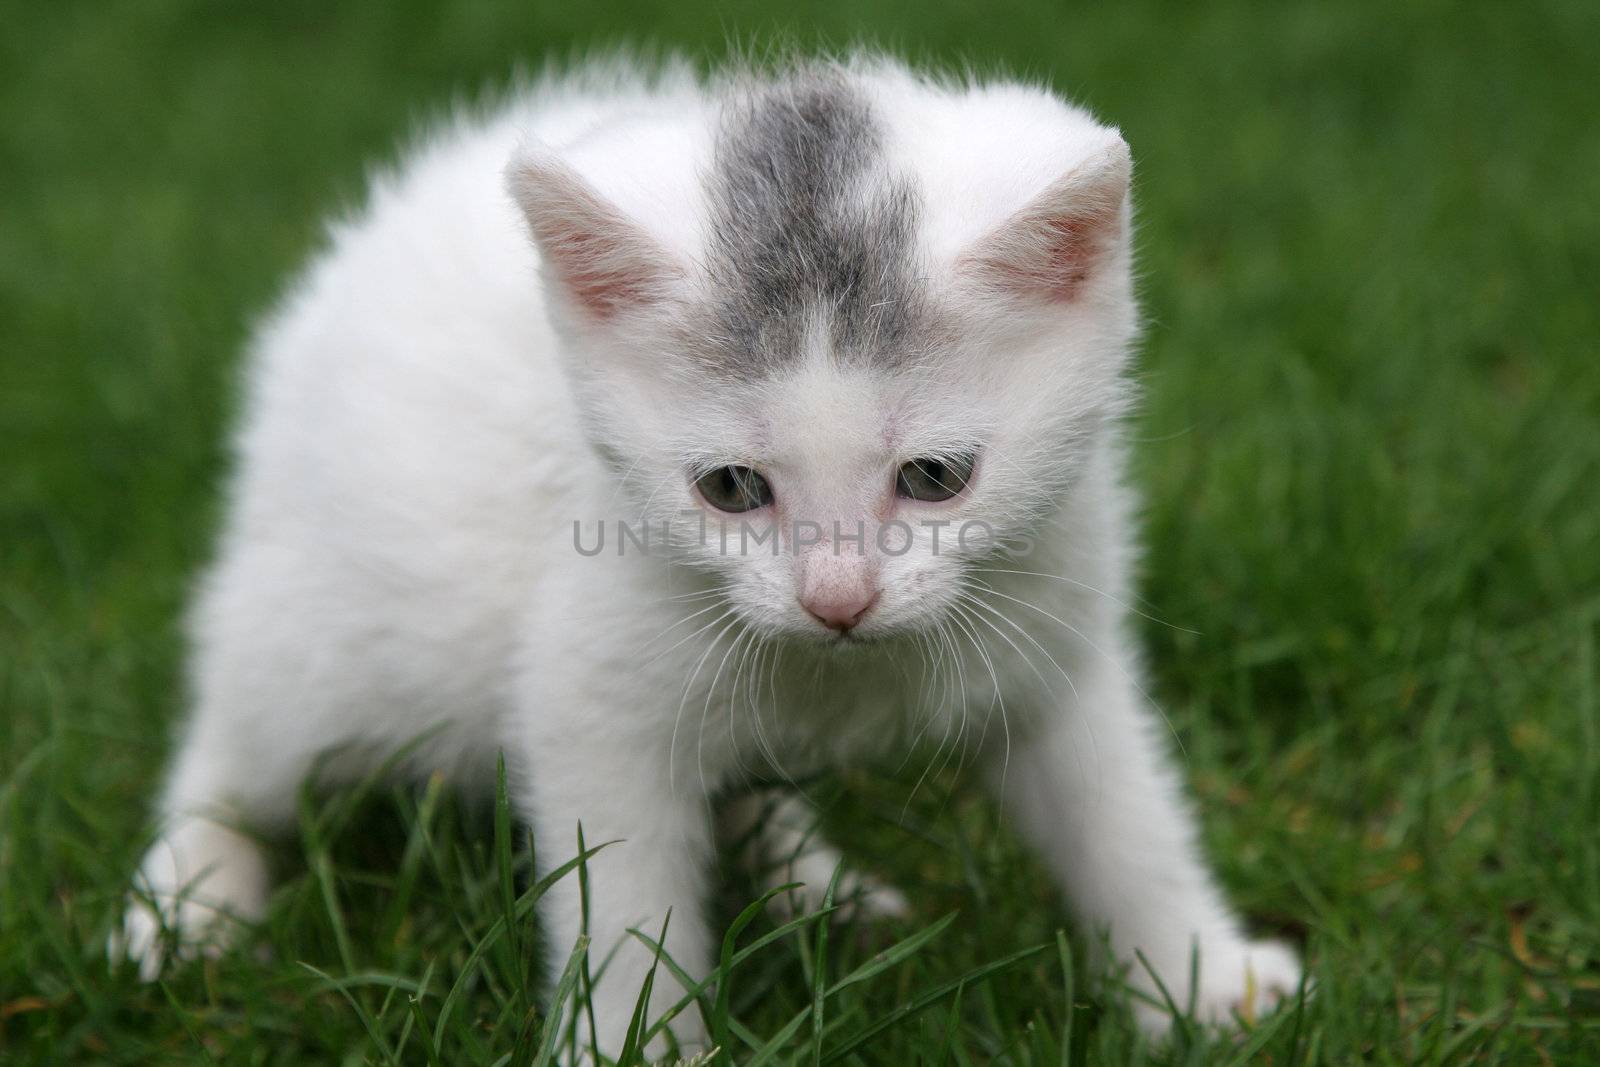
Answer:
109;820;269;981
1133;938;1303;1035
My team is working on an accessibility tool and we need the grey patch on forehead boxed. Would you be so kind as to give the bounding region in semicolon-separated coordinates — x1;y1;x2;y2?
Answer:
696;67;932;376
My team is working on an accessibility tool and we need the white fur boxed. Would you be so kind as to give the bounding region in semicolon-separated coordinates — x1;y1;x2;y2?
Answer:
118;56;1300;1057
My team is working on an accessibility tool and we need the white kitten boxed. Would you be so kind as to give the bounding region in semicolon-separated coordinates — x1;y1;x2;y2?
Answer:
118;55;1301;1056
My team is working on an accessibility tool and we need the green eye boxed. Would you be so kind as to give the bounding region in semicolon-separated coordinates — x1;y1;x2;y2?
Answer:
695;465;774;513
896;455;976;502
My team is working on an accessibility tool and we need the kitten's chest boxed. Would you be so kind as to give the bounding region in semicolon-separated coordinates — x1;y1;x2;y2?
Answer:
720;637;1038;770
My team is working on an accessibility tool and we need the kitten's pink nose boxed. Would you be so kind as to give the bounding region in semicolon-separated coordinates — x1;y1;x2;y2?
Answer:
803;592;878;633
798;553;879;635
800;588;880;634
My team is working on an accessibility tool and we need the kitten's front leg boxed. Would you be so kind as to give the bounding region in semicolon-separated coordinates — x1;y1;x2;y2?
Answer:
988;627;1301;1033
518;726;715;1061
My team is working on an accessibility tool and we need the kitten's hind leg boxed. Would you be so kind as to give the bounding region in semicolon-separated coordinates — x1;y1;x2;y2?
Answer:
114;709;310;979
116;814;270;981
720;789;908;921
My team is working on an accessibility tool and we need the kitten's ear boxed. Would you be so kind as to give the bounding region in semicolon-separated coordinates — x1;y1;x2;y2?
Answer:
506;148;681;321
959;134;1131;304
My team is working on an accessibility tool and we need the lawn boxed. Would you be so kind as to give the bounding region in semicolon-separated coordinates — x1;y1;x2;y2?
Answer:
3;0;1599;1063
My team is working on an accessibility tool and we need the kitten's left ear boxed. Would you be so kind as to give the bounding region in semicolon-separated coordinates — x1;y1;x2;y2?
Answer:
506;147;682;322
959;133;1131;304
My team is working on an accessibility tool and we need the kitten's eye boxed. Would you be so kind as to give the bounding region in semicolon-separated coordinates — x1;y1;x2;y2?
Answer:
695;465;774;513
896;454;976;502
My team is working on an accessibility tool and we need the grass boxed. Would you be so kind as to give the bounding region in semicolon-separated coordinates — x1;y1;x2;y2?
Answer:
2;0;1599;1062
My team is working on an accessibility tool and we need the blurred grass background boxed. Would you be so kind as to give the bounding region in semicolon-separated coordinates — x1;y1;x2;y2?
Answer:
3;0;1599;1062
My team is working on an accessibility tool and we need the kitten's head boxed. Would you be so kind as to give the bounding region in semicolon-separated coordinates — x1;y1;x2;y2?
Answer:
509;62;1136;645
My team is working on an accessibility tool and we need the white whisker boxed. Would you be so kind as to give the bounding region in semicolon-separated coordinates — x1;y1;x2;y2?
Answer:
970;579;1187;760
971;566;1199;636
669;613;741;797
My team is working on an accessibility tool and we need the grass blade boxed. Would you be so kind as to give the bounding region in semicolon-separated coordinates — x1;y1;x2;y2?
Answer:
809;865;844;1067
828;911;958;996
494;754;528;1012
820;942;1049;1063
1057;930;1074;1067
532;934;591;1067
617;909;672;1066
635;882;826;1048
301;962;400;1066
431;839;615;1055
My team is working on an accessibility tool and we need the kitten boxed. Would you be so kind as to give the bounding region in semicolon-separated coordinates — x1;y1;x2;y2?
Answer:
117;55;1301;1056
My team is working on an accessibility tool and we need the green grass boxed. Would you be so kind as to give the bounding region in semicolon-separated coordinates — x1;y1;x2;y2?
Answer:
3;0;1599;1062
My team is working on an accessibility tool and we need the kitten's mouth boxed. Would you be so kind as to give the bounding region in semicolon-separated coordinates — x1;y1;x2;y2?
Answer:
814;626;880;650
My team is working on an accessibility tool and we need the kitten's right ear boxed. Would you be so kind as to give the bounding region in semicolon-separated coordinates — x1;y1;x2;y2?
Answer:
506;148;681;322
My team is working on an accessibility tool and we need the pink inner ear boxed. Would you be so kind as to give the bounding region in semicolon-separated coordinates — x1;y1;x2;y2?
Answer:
538;222;664;320
975;209;1112;302
965;143;1130;304
510;155;674;322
